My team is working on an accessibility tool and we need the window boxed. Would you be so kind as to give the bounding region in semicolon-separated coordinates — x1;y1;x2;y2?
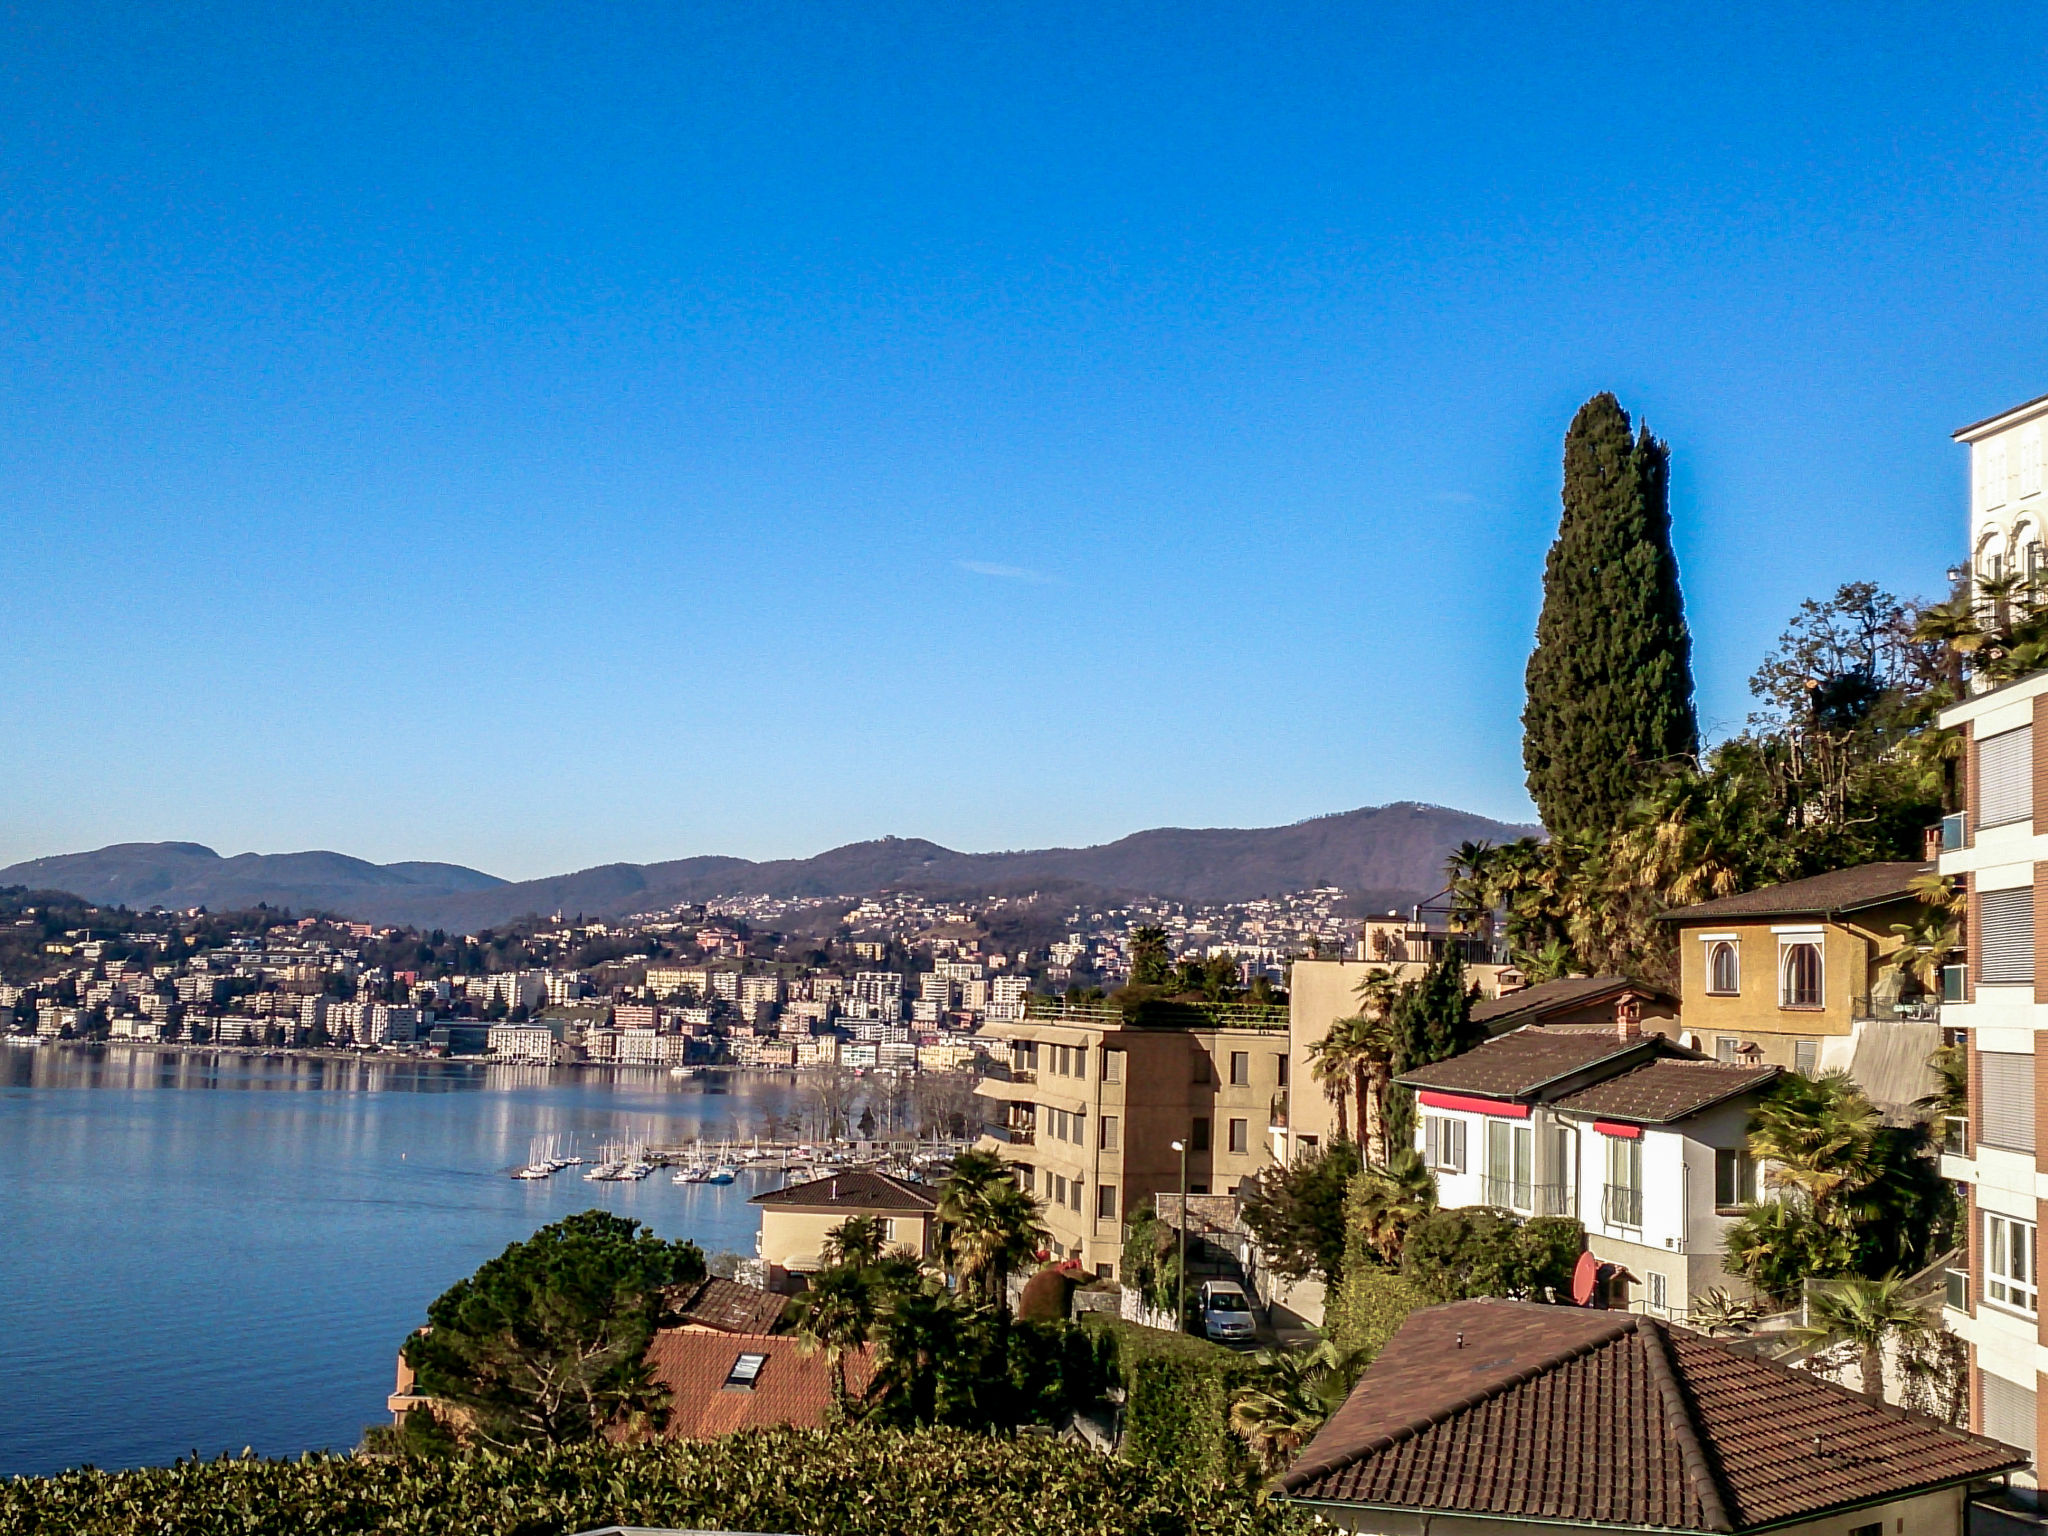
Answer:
1714;1148;1757;1209
1983;1370;2039;1455
1096;1183;1118;1220
1017;1165;1035;1193
1779;942;1823;1009
1715;1036;1739;1062
1190;1116;1210;1152
1979;1051;2036;1152
1706;941;1739;995
879;1217;897;1243
1069;1179;1083;1212
1054;1174;1068;1205
1073;1047;1086;1081
1604;1134;1643;1228
1095;1262;1114;1280
1985;1211;2039;1314
1848;1522;1880;1536
1228;1118;1249;1155
1275;1053;1289;1087
1486;1119;1533;1211
1230;1050;1250;1086
1980;887;2036;985
1647;1271;1668;1313
1423;1114;1467;1173
1794;1040;1818;1077
724;1352;768;1390
1985;440;2010;509
1978;726;2035;829
1071;1110;1084;1143
1101;1048;1123;1083
2021;423;2043;499
1099;1114;1119;1152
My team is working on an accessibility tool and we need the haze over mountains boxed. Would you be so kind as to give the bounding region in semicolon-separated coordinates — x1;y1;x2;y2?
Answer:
0;803;1540;932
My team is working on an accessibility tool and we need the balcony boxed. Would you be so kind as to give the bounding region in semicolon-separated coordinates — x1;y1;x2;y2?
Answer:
980;1059;1037;1085
1851;994;1942;1023
1602;1184;1644;1229
1481;1177;1577;1217
983;1123;1036;1146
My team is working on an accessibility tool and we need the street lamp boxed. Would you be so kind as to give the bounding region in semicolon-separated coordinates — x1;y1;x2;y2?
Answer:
1169;1138;1188;1332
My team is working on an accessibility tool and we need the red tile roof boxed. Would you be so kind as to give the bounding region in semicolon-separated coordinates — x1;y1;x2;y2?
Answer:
1471;975;1673;1030
668;1276;790;1334
639;1330;875;1440
749;1169;938;1211
1283;1299;2024;1532
1659;861;1930;923
1552;1059;1780;1123
1397;1028;1675;1100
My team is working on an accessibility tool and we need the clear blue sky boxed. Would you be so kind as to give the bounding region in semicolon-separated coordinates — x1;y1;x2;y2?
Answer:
4;2;2044;879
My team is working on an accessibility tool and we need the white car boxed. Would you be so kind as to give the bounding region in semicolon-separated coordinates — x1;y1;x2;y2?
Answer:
1201;1279;1256;1343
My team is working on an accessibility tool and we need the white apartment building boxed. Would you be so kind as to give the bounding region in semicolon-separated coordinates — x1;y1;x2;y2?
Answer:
1938;389;2048;1485
738;974;784;1010
988;974;1029;1022
489;1021;564;1064
849;971;905;1021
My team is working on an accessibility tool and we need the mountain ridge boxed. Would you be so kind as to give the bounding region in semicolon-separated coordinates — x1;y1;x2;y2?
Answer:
0;802;1541;931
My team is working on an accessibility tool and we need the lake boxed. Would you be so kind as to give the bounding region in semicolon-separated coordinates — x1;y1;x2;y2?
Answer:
0;1043;818;1477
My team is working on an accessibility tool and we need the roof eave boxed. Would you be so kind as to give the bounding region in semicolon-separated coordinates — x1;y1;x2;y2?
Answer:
1560;1069;1782;1126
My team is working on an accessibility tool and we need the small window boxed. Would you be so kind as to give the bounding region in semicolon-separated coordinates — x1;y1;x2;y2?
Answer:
1647;1271;1668;1313
1779;943;1823;1009
1096;1261;1114;1280
1099;1114;1119;1151
1707;941;1739;995
725;1351;768;1389
1017;1165;1035;1193
1714;1149;1757;1209
1054;1174;1068;1205
1715;1036;1739;1062
1191;1116;1211;1153
1096;1183;1118;1220
1848;1523;1881;1536
1229;1050;1250;1086
1794;1040;1818;1077
1101;1048;1123;1083
1275;1053;1289;1087
1423;1114;1468;1174
1069;1178;1083;1212
1228;1117;1249;1155
1986;1211;2039;1314
1073;1047;1086;1081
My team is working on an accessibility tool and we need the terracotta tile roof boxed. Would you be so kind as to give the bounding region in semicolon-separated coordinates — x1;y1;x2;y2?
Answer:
1471;975;1672;1029
1396;1028;1669;1100
1552;1059;1780;1123
669;1276;789;1335
748;1168;938;1211
1660;861;1930;923
1283;1299;2024;1532
639;1330;875;1439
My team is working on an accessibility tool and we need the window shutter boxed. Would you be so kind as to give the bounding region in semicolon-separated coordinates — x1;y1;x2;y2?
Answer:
1977;727;2034;828
1978;1050;2036;1152
1982;1371;2038;1455
1979;887;2036;983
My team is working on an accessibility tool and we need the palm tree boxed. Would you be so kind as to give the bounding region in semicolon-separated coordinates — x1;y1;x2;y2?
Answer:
866;1286;959;1426
936;1152;1047;1309
1512;938;1575;984
821;1214;887;1269
1444;840;1497;934
1229;1335;1370;1475
1747;1071;1882;1220
1794;1276;1930;1399
1306;1017;1360;1144
788;1264;879;1416
1884;912;1959;996
1347;1149;1437;1266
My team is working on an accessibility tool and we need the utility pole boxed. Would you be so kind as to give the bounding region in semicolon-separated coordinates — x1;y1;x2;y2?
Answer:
1169;1137;1188;1331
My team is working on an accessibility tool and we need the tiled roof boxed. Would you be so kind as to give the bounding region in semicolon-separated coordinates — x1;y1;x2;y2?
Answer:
639;1330;875;1440
1471;975;1670;1029
669;1276;790;1335
1283;1299;2024;1532
1552;1060;1780;1123
1396;1028;1664;1099
748;1168;938;1211
1660;861;1930;923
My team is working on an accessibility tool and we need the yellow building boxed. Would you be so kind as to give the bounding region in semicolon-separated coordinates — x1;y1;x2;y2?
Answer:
1658;861;1938;1108
973;999;1292;1278
748;1169;938;1275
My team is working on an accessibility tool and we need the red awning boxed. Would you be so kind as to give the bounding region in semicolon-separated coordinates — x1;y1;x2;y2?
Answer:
1592;1119;1642;1139
1416;1090;1530;1119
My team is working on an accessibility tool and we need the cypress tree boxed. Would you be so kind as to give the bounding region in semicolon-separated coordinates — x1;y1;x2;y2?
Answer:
1522;393;1698;839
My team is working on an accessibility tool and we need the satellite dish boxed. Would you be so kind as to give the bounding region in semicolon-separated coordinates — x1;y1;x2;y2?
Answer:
1571;1250;1600;1307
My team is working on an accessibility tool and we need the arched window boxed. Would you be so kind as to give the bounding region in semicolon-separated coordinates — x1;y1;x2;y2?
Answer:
1780;943;1823;1009
1707;941;1739;996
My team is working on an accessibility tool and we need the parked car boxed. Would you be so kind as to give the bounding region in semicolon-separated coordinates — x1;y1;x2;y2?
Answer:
1201;1279;1256;1343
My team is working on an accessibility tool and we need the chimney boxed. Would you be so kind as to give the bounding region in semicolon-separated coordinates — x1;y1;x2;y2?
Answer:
1615;992;1643;1042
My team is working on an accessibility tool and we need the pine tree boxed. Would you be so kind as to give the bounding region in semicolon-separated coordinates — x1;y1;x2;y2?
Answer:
1522;393;1698;839
1383;948;1478;1156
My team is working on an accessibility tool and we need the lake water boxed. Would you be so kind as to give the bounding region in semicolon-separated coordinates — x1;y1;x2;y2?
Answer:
0;1043;817;1477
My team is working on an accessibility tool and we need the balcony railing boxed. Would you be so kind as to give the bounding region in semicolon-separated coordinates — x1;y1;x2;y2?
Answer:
1481;1177;1577;1217
1942;964;1969;1003
982;1123;1036;1146
1851;994;1942;1023
1943;1115;1969;1155
1603;1184;1644;1229
980;1059;1037;1084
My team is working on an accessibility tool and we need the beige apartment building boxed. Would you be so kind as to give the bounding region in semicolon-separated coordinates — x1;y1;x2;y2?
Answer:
974;1000;1291;1278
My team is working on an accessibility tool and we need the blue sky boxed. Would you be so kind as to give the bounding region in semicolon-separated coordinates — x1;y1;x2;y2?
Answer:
3;2;2045;879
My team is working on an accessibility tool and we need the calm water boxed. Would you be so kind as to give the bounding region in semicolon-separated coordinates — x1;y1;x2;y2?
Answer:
0;1043;811;1477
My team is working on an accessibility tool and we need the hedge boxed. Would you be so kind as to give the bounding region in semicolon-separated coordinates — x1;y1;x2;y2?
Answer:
0;1427;1307;1536
1324;1266;1422;1365
1080;1315;1256;1485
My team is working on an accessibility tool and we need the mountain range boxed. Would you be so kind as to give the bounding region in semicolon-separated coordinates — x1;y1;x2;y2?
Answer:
0;802;1540;932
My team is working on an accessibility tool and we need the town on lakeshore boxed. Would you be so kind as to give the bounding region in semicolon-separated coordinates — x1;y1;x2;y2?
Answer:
13;389;2048;1536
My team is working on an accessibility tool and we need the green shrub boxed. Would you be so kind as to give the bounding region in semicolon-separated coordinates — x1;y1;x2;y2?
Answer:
1081;1315;1256;1485
1401;1208;1584;1303
1324;1266;1423;1366
0;1428;1306;1536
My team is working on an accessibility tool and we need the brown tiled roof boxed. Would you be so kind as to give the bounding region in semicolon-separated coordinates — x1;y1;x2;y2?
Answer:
748;1168;938;1211
1472;974;1671;1029
1553;1060;1780;1123
639;1331;875;1440
1396;1028;1667;1099
670;1276;790;1335
1660;861;1930;923
1283;1299;2024;1532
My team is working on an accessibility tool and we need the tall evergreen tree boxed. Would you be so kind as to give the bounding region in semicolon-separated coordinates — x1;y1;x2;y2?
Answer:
1523;393;1698;839
1383;948;1478;1155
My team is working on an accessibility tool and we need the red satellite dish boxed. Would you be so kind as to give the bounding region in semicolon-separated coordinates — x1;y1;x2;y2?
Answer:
1571;1250;1600;1307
